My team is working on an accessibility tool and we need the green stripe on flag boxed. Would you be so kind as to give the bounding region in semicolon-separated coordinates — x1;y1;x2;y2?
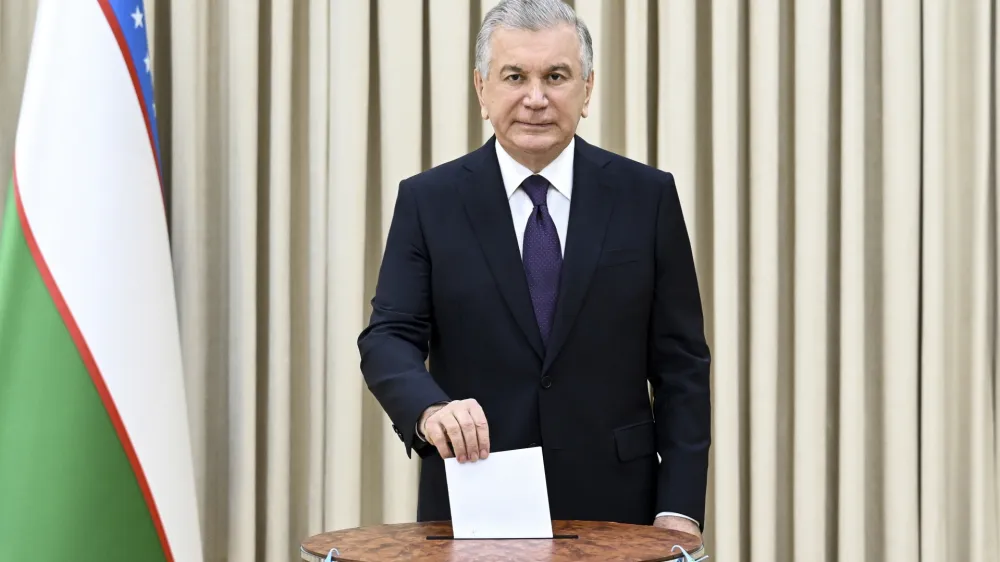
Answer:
0;178;167;560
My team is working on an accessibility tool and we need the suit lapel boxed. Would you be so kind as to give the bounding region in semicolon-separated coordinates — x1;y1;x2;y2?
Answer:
543;138;615;373
459;139;545;360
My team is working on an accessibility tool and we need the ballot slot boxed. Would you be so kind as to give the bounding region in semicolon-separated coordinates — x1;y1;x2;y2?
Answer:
425;534;579;540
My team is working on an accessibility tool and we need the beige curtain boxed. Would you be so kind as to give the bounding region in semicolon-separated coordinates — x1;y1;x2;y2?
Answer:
1;0;998;561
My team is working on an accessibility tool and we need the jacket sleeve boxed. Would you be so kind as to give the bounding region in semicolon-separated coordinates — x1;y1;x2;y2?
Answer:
648;172;712;527
358;179;451;458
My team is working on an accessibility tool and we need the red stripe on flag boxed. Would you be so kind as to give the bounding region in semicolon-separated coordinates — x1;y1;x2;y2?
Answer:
12;164;176;562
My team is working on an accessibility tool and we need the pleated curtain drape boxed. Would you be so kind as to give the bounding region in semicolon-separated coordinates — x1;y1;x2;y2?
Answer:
1;1;999;561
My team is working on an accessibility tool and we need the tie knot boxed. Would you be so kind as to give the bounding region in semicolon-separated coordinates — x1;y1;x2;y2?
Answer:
521;175;550;206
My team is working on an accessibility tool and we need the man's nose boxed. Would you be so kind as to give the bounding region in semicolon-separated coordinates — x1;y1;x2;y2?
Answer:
523;82;548;107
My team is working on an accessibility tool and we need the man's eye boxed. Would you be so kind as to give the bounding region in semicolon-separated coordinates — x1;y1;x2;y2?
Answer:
549;74;563;81
505;74;521;81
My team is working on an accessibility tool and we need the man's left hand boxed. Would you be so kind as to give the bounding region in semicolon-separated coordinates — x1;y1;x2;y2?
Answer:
653;515;701;539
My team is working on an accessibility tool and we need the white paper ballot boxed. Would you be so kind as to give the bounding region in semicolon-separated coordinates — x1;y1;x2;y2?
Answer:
444;446;553;539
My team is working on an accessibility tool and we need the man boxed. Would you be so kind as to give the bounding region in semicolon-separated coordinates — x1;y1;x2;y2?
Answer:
357;0;711;539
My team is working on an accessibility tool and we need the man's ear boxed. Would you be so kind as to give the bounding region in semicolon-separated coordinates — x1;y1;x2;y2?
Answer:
581;70;595;118
473;69;489;120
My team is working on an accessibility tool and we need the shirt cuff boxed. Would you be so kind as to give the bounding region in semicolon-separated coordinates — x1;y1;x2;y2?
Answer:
655;512;700;526
415;401;450;442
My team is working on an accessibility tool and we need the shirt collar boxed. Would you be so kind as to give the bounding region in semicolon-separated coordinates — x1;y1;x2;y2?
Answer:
495;137;575;200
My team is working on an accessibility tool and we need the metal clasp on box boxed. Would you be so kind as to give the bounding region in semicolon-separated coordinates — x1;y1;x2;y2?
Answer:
672;544;709;562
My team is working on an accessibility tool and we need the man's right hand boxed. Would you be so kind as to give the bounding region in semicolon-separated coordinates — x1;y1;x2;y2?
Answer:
419;399;490;463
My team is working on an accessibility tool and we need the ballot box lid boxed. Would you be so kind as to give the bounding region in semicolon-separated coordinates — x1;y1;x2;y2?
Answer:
300;519;705;561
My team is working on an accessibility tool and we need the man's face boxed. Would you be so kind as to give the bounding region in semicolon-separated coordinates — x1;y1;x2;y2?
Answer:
475;24;594;160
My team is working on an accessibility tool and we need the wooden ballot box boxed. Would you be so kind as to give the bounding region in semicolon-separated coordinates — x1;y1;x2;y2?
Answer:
300;520;707;561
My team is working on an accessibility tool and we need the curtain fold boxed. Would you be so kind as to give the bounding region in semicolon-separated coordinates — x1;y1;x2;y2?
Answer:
747;1;790;560
837;1;868;560
324;0;369;537
881;0;922;560
709;0;747;558
1;1;998;560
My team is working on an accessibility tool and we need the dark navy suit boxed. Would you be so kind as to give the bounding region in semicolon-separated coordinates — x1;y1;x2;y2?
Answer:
358;136;711;527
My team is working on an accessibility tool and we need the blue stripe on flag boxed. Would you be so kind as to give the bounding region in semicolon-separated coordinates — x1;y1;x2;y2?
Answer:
104;0;162;176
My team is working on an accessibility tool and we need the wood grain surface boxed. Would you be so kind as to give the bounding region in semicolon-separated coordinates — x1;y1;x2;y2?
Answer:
300;520;704;561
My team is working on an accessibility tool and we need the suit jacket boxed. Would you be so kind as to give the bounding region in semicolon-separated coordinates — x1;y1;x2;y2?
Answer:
358;135;712;527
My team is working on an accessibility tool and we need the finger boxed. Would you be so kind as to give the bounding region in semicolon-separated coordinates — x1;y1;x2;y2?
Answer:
426;422;453;459
467;402;490;458
440;414;468;461
452;409;480;461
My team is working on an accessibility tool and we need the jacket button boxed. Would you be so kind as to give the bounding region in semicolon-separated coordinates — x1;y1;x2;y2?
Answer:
540;376;552;389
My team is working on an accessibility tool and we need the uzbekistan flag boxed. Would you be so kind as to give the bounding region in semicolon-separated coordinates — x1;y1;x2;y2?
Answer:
0;1;204;560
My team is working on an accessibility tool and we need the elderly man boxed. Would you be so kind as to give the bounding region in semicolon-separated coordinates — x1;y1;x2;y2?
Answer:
358;0;711;539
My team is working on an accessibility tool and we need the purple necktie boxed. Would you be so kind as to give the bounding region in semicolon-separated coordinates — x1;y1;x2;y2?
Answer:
521;174;562;344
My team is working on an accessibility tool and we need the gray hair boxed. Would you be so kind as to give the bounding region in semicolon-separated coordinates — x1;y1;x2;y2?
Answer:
475;0;594;80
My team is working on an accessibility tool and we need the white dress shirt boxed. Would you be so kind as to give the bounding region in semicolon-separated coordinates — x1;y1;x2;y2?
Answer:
494;138;574;256
419;139;699;529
